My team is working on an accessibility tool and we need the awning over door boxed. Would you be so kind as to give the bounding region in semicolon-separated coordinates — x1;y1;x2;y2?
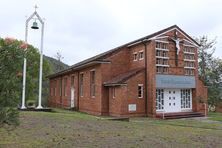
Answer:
156;75;195;88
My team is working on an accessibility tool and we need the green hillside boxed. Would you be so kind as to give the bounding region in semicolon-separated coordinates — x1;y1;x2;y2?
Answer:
44;55;69;74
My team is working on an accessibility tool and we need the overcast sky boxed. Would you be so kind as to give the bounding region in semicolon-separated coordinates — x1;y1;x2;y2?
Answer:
1;0;222;65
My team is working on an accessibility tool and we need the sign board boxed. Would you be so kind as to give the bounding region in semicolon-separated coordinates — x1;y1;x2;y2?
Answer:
156;75;195;88
128;104;136;112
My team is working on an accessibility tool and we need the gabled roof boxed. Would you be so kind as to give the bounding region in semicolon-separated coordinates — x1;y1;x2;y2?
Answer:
103;68;145;86
48;25;199;78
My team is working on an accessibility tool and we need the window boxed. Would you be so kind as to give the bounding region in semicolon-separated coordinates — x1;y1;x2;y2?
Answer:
184;46;195;75
80;73;84;97
156;58;168;65
162;51;167;57
71;76;74;89
156;50;168;57
53;80;56;96
59;78;62;97
59;78;62;104
64;78;67;96
156;50;161;56
90;70;96;97
156;89;164;110
112;87;116;98
51;88;53;96
181;89;192;109
133;52;138;61
184;61;194;68
184;47;195;53
156;42;168;49
138;84;143;98
184;54;195;60
139;51;144;60
156;66;168;74
185;69;194;75
54;87;56;96
155;41;169;74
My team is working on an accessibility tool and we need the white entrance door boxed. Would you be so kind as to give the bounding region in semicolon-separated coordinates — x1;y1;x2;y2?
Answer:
164;89;181;113
71;88;75;108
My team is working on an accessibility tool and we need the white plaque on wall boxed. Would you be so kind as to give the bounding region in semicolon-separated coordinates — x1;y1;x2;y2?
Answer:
128;104;136;112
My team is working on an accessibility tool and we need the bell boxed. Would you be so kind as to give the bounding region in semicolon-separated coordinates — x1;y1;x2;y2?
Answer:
31;21;39;29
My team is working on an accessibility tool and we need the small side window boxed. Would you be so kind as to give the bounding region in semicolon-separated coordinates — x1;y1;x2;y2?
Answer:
138;84;143;98
139;51;144;60
133;53;138;61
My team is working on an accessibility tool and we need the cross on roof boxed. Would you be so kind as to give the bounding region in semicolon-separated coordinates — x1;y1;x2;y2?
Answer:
34;4;38;12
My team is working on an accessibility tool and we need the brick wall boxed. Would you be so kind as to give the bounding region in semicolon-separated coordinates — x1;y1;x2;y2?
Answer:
109;86;126;116
78;65;103;115
125;71;146;116
146;41;156;117
128;44;145;70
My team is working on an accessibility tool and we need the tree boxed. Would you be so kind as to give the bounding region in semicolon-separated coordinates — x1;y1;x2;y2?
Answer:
54;50;64;71
0;38;24;127
207;58;222;106
196;36;216;84
0;37;51;127
196;36;222;107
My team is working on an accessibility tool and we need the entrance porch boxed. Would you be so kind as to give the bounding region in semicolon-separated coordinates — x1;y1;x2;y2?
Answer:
156;89;192;113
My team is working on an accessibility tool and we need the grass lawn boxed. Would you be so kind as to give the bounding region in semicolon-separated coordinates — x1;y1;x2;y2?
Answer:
0;109;222;148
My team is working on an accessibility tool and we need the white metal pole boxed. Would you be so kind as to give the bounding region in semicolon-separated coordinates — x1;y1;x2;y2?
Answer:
21;21;28;109
36;22;44;109
21;58;27;109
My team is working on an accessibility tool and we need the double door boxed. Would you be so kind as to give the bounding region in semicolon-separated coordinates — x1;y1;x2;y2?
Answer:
164;89;181;113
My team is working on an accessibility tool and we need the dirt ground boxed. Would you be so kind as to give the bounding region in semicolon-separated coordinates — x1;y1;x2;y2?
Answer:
0;110;222;148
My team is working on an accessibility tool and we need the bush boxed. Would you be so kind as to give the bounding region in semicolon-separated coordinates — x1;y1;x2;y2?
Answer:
0;107;19;127
27;100;36;108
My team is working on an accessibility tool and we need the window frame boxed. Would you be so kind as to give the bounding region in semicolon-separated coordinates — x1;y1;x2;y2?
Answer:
90;70;96;98
80;73;84;97
139;50;144;60
155;41;169;74
71;76;74;89
64;77;67;96
138;84;143;98
133;52;138;61
59;78;62;97
53;80;56;96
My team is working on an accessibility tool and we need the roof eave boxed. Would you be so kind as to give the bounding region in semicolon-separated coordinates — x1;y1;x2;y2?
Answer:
103;83;127;87
47;60;110;78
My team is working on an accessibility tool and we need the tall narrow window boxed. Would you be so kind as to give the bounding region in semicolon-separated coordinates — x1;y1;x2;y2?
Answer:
133;52;138;61
184;46;196;75
138;84;143;98
71;76;74;89
156;89;164;110
51;88;53;96
139;51;144;60
54;80;56;96
90;70;96;97
59;78;62;105
59;78;62;97
155;41;169;74
181;89;192;109
112;87;116;98
64;78;67;96
80;73;84;97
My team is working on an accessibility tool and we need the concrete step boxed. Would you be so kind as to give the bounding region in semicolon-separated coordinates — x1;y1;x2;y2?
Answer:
156;112;205;119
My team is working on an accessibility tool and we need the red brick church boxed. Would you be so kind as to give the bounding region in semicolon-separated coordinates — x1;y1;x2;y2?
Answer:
48;25;208;118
